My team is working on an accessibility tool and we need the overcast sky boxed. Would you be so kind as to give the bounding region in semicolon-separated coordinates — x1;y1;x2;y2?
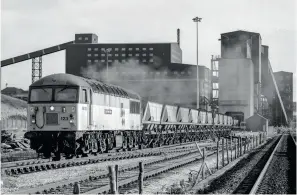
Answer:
1;0;296;100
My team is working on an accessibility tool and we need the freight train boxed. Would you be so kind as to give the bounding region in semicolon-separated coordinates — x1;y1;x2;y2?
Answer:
24;73;239;161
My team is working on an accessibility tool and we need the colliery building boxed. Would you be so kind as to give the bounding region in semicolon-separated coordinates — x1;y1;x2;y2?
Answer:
66;33;182;76
66;33;211;110
217;30;290;126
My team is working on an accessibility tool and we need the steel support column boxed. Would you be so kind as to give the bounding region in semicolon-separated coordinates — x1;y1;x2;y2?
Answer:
32;56;42;83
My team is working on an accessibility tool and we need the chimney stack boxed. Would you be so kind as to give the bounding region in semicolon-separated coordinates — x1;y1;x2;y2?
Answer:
177;28;180;46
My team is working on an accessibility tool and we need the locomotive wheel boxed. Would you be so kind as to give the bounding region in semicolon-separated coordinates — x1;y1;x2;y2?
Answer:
43;151;51;159
52;152;61;161
65;153;74;159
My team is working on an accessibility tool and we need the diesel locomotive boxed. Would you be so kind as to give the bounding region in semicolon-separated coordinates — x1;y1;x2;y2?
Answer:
24;73;238;160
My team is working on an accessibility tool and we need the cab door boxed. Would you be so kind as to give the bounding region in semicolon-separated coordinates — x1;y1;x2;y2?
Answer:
80;88;90;130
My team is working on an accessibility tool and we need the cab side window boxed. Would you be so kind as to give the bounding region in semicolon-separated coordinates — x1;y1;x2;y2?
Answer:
81;89;88;103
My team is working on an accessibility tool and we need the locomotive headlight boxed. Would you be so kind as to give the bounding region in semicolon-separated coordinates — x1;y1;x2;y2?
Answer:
31;115;36;124
72;107;75;112
62;107;66;113
69;114;74;123
50;106;55;111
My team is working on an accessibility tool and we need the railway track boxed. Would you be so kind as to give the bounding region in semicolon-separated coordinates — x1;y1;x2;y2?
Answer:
2;141;212;176
13;146;216;194
250;134;296;194
232;134;296;194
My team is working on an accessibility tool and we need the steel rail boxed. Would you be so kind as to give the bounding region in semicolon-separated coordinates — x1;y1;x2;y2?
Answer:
2;143;209;176
249;135;283;194
13;149;206;194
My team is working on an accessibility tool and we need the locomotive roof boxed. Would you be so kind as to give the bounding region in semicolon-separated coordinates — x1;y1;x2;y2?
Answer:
30;73;140;100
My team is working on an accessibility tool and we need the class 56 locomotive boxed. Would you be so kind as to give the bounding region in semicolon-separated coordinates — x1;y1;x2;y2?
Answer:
24;73;237;161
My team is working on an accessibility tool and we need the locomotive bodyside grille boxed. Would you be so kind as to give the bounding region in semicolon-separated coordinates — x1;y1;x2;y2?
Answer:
46;113;59;125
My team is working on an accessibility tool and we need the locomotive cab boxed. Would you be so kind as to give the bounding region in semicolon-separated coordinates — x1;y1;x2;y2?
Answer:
27;85;91;131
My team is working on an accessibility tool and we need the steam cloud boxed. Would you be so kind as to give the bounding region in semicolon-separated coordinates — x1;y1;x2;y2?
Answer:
80;57;197;108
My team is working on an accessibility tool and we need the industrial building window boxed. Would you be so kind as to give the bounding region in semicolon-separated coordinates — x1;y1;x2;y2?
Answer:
143;48;147;51
94;60;99;63
78;37;82;40
142;54;146;56
149;48;153;51
122;48;126;51
101;60;105;62
149;53;153;56
122;54;126;57
115;48;119;51
94;54;98;57
87;54;91;57
94;48;98;51
108;60;112;62
128;54;132;57
136;60;139;63
129;48;132;51
149;59;154;62
101;48;105;51
174;71;178;75
87;60;92;63
115;54;119;57
136;48;139;51
115;60;119;63
181;71;185;75
122;60;126;63
85;37;88;40
136;54;139;56
143;59;147;62
87;48;92;51
101;54;105;57
108;54;112;57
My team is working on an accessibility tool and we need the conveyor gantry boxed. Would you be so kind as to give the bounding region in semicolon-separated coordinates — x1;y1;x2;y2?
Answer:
1;41;75;83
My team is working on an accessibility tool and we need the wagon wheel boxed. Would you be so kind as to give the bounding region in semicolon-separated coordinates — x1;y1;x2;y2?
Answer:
99;138;107;153
122;136;128;150
108;136;114;150
127;135;134;150
91;139;99;154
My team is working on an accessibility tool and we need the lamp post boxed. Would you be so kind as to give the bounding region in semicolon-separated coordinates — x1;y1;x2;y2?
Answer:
193;16;202;109
102;48;111;82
